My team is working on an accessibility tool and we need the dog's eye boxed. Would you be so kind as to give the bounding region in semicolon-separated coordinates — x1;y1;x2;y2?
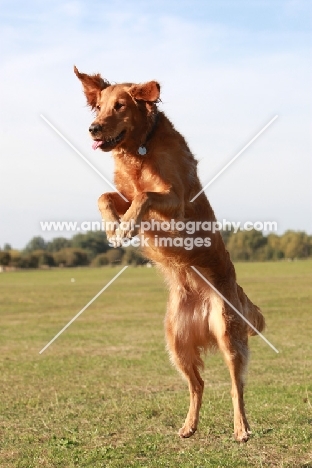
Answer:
114;101;124;111
96;105;101;111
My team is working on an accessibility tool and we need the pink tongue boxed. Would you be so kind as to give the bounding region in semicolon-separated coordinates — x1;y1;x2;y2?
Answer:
92;140;104;150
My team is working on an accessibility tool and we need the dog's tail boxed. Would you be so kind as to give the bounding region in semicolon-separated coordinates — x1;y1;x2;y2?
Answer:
237;284;265;336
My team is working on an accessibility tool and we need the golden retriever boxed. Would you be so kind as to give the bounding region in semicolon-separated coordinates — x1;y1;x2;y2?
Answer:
74;66;265;442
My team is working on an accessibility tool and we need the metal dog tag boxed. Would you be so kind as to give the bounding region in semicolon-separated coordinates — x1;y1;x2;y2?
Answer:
138;146;147;156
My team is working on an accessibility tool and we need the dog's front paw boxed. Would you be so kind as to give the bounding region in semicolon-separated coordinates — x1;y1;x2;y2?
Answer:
107;227;125;248
119;217;139;239
102;218;120;241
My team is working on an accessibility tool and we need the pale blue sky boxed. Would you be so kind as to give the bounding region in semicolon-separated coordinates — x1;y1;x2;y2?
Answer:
0;0;311;248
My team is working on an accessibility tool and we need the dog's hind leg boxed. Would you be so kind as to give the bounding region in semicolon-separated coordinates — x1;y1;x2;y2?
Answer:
165;293;206;438
212;301;251;442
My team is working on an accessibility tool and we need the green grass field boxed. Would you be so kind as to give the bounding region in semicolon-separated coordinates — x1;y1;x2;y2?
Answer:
0;261;311;467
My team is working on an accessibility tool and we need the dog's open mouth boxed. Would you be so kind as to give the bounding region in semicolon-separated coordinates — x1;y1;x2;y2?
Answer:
92;130;126;151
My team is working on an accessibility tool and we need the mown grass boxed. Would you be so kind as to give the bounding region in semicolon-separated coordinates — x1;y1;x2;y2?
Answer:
0;261;311;467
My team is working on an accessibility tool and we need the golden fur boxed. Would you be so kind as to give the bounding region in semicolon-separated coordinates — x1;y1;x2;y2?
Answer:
74;66;265;442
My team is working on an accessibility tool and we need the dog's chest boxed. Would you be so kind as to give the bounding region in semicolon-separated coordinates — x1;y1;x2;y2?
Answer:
114;156;170;199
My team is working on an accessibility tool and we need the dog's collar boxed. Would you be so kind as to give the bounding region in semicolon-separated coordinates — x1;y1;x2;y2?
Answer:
137;112;159;156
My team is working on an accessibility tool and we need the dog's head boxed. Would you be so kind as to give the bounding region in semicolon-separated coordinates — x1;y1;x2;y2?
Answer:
74;66;160;153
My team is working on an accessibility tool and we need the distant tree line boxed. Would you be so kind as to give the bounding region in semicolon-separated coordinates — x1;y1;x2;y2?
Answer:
222;229;311;262
0;229;311;269
0;232;147;268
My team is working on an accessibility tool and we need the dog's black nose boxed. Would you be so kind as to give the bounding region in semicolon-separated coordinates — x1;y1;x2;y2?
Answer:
89;123;103;135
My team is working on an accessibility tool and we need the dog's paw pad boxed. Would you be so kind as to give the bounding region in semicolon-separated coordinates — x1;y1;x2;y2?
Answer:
178;426;196;438
234;430;250;442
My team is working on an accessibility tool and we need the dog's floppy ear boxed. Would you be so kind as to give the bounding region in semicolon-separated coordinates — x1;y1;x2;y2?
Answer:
129;81;160;103
74;66;110;109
